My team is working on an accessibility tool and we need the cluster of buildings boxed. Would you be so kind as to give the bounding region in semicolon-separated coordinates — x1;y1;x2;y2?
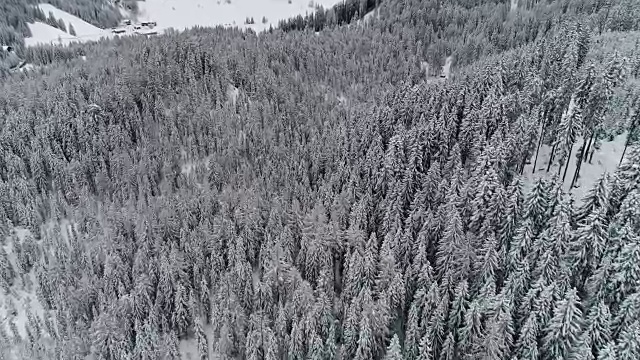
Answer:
111;19;158;36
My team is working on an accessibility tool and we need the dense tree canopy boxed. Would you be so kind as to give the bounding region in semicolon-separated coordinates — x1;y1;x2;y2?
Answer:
1;0;640;359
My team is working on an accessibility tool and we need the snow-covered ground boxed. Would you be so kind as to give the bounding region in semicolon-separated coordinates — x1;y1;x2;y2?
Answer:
25;4;113;47
522;133;628;201
24;22;74;47
443;55;453;79
358;6;380;26
510;0;518;12
136;0;342;33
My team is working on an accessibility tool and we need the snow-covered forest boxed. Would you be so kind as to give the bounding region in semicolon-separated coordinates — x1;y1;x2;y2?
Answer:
1;0;640;359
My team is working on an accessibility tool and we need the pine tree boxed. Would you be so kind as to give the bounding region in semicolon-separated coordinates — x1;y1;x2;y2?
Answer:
607;231;640;304
384;334;403;360
583;301;611;356
404;293;424;360
162;331;181;360
172;283;190;335
574;173;609;224
195;316;209;360
569;208;609;288
436;203;470;282
598;342;618;360
448;280;468;336
354;311;375;360
480;293;514;360
439;332;455;360
542;288;583;360
553;95;582;181
616;320;640;360
611;292;640;339
524;178;550;234
458;300;483;357
417;333;434;360
515;313;539;360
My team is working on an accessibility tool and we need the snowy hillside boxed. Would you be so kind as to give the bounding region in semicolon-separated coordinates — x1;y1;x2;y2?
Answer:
25;4;112;47
136;0;343;33
23;0;345;47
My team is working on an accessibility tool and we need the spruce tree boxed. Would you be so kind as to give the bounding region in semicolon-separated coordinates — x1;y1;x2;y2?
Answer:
515;313;539;360
616;320;640;360
384;334;403;360
542;288;583;360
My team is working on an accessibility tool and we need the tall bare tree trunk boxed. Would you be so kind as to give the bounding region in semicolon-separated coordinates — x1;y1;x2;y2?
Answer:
533;112;547;174
583;132;594;162
620;113;639;165
562;143;574;182
571;137;588;188
620;136;630;166
547;143;557;172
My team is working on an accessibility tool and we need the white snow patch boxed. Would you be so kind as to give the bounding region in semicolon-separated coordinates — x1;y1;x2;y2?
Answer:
18;63;37;72
510;0;518;12
359;6;379;26
179;324;214;359
136;0;343;33
24;22;78;47
522;133;628;201
443;56;453;79
227;84;240;106
420;61;429;76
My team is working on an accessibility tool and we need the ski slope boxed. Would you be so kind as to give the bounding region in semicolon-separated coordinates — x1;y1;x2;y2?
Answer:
25;4;112;47
136;0;343;33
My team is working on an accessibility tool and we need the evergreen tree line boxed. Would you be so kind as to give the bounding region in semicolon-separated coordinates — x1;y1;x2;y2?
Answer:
278;0;380;32
0;0;639;359
277;0;640;77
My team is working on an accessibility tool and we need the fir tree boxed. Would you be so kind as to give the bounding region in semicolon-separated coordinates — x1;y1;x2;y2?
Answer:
384;334;403;360
542;288;583;360
195;316;209;360
616;321;640;360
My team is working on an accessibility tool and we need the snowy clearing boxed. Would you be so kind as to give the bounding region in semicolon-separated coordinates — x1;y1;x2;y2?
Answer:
522;133;628;201
136;0;343;33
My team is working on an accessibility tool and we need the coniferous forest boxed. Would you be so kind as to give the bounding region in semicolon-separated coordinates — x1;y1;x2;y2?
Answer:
2;0;640;359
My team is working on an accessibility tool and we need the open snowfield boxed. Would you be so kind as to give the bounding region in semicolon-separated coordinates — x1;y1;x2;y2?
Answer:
136;0;344;33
